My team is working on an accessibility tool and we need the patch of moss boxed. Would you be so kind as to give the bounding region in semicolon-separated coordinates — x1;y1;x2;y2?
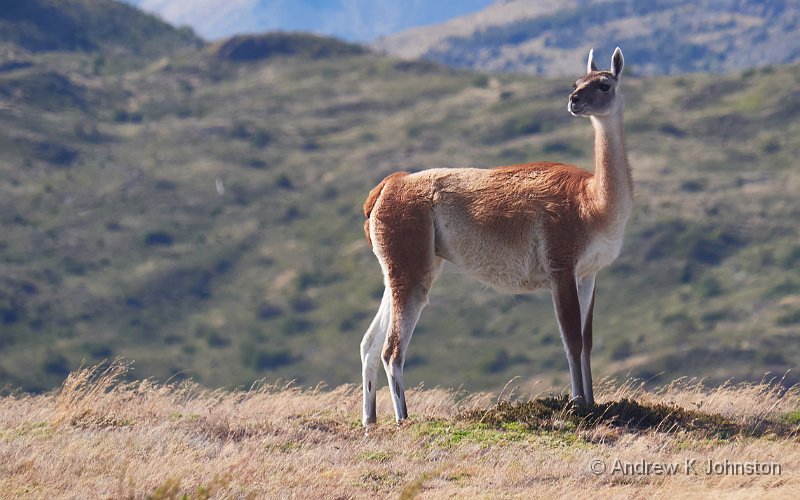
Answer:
415;419;528;448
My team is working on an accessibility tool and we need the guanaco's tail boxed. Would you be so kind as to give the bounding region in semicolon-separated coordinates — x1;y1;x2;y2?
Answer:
363;172;409;246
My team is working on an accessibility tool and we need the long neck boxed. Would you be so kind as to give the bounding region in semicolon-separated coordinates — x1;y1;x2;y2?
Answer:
587;102;633;227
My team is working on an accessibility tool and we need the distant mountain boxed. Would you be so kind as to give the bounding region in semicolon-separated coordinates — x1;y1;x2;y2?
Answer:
0;0;201;56
123;0;493;42
375;0;800;76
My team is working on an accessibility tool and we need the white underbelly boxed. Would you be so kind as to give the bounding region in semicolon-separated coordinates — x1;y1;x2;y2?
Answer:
469;260;549;293
437;235;549;293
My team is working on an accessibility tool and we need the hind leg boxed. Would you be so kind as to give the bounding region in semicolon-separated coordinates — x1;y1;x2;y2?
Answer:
367;175;440;423
361;288;391;427
382;258;442;422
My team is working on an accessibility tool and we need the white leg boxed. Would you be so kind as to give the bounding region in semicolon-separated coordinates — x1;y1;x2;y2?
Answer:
577;274;596;405
361;288;391;427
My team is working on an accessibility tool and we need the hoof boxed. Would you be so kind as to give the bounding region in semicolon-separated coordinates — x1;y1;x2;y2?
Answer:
568;396;588;408
363;414;377;427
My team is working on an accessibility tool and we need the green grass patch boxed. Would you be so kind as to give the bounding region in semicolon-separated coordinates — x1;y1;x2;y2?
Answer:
1;421;53;441
415;419;529;448
781;410;800;426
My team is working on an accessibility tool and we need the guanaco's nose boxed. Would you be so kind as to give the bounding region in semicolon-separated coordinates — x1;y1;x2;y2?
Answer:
568;94;585;115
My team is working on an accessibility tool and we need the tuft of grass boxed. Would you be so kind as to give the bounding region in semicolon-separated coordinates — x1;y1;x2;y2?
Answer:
359;450;393;463
459;375;800;440
53;358;132;427
399;471;433;500
461;395;743;438
359;470;405;491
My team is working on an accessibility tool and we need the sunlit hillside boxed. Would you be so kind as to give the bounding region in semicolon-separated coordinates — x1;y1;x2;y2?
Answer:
1;1;799;394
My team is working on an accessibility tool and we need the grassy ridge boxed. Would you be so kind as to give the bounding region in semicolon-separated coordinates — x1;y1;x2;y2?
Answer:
0;0;200;57
0;362;797;497
0;29;799;393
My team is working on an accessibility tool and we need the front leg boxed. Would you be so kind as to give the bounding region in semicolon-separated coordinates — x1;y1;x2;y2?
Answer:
577;274;596;405
551;273;586;405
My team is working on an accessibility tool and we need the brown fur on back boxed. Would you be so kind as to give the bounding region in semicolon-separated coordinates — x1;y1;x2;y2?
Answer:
363;164;598;257
363;172;409;246
420;162;596;276
455;162;594;225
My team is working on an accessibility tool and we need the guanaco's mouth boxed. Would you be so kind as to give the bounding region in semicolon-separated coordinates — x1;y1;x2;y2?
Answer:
568;100;586;116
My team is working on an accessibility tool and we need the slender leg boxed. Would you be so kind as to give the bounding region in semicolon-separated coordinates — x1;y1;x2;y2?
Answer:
360;288;391;427
552;272;586;405
382;287;427;422
577;274;596;405
382;258;443;423
367;177;440;424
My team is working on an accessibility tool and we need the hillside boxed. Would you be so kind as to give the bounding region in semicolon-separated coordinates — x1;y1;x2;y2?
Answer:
0;363;797;497
375;0;800;76
0;0;201;58
0;7;799;394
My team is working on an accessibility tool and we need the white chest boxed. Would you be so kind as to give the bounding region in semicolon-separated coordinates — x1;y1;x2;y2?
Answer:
576;227;625;278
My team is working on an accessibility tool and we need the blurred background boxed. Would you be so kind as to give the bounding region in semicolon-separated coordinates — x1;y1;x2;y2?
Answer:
0;0;798;393
122;0;495;42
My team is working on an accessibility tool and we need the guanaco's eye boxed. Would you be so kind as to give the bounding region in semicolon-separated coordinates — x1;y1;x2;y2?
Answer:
598;83;611;92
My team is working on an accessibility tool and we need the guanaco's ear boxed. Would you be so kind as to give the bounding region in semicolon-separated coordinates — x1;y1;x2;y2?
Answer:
586;48;598;74
611;47;624;79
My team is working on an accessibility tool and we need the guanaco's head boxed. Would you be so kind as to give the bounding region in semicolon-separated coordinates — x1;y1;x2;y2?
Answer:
568;47;624;117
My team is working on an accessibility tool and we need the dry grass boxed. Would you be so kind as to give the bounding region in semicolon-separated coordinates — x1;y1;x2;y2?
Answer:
1;362;798;498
